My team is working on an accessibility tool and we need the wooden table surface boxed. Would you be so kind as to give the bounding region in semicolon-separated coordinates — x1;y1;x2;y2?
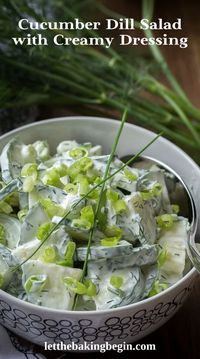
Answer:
2;1;200;358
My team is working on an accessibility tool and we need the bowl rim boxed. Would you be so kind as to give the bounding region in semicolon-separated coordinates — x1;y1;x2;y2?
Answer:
0;114;199;174
0;116;198;316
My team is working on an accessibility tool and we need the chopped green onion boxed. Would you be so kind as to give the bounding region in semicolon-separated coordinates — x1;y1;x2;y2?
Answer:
40;198;65;218
0;224;6;245
63;277;86;295
0;201;13;214
104;225;122;238
64;241;76;267
148;280;168;297
21;144;37;163
69;147;88;159
152;183;162;196
72;205;94;230
42;168;62;188
107;189;127;214
24;274;47;293
68;157;93;182
80;206;94;227
56;260;69;266
6;192;19;207
77;176;89;196
113;199;127;214
78;157;93;171
0;274;4;288
86;169;101;184
21;163;37;178
93;176;102;185
64;183;77;194
110;275;124;289
141;182;162;200
124;168;138;181
96;188;107;230
17;208;28;222
67;163;81;181
84;279;97;296
23;176;36;193
41;246;57;263
21;163;38;192
72;218;91;230
107;189;119;202
37;222;54;241
54;164;68;177
100;236;120;247
33;140;50;160
172;204;180;214
140;191;152;201
156;214;174;229
157;248;169;267
86;188;100;200
71;218;88;229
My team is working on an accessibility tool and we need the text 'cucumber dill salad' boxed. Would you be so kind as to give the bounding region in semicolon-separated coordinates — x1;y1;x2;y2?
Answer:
0;138;190;311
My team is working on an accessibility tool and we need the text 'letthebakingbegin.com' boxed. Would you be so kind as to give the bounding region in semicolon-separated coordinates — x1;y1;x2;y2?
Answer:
44;341;156;353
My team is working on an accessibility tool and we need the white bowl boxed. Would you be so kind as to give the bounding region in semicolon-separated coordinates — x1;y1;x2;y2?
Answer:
0;116;199;346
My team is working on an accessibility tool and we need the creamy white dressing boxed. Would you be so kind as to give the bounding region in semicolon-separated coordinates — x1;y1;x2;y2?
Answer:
0;137;190;311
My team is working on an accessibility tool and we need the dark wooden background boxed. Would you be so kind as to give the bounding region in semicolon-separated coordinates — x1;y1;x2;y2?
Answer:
2;0;200;358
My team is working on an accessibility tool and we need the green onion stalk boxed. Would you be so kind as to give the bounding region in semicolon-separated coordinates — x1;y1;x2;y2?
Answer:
0;0;200;162
99;0;200;122
72;108;128;308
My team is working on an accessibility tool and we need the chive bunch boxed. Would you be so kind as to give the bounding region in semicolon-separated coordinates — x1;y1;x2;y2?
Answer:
0;0;199;162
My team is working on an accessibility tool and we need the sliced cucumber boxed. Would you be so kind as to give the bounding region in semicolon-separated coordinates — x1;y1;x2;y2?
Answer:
57;140;79;154
117;213;142;244
20;203;49;245
22;259;82;310
0;244;16;288
0;178;22;202
124;192;157;244
29;185;68;205
29;184;80;215
13;238;40;262
14;226;71;263
138;170;171;215
158;218;187;280
87;264;144;310
52;216;104;242
76;240;133;261
110;164;138;193
32;140;50;161
0;138;37;183
0;214;21;250
89;145;102;156
106;243;158;268
142;264;159;298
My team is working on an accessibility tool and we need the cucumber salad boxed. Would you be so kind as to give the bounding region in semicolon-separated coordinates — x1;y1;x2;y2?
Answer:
0;137;190;311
